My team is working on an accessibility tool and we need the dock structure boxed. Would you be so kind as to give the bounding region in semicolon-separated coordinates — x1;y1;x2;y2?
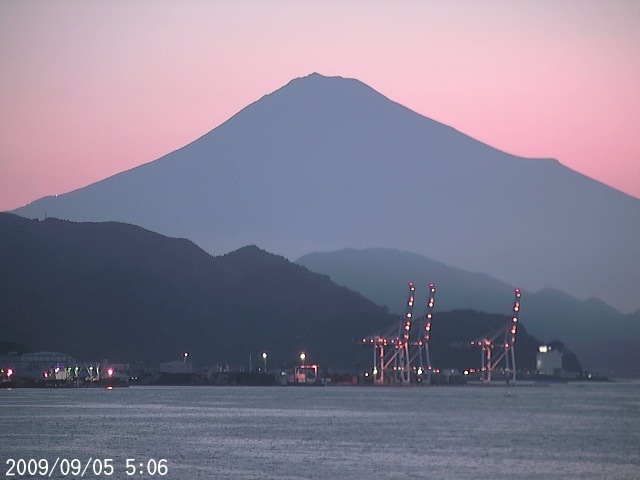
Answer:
360;282;436;385
470;288;521;384
360;285;522;386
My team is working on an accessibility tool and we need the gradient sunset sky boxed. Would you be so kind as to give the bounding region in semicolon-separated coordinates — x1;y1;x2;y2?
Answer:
1;0;638;211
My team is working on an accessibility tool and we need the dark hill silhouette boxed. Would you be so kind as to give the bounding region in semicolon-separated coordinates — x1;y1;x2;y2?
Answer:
0;213;392;368
1;213;555;372
10;73;639;314
297;248;639;375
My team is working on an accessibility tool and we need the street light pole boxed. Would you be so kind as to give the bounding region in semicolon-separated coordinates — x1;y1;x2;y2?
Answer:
298;353;307;384
261;352;268;372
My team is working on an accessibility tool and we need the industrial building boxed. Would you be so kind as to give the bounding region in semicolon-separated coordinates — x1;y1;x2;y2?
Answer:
536;345;564;376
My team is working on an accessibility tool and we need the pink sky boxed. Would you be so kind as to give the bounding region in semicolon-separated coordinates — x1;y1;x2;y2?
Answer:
1;0;638;211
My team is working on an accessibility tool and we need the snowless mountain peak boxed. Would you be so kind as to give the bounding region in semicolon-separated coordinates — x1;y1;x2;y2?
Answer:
12;74;640;313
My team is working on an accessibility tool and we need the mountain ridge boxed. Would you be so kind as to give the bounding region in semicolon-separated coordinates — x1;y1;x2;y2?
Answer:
296;247;639;374
0;213;393;368
0;213;566;373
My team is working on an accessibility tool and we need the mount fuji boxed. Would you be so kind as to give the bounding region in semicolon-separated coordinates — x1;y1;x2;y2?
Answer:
12;73;640;313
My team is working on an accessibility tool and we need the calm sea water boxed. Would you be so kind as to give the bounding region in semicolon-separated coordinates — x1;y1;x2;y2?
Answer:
1;382;638;479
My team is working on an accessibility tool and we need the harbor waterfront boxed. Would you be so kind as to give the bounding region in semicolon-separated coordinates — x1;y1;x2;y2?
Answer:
1;382;638;479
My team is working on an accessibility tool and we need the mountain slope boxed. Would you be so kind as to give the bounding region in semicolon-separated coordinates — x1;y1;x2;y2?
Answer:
0;213;394;368
0;213;559;373
11;73;640;313
297;248;640;374
298;248;516;314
